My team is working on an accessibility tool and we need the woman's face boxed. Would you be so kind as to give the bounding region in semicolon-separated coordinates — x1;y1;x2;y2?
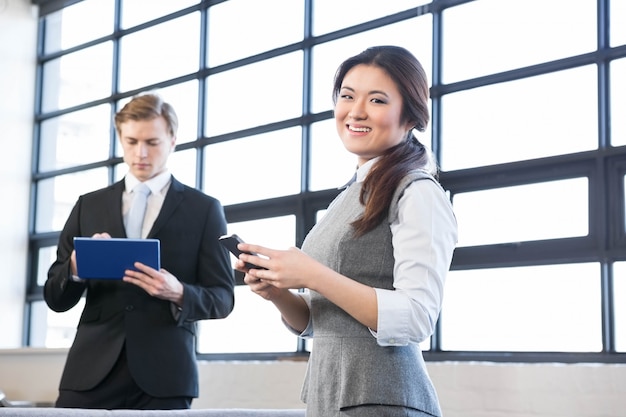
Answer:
334;64;412;166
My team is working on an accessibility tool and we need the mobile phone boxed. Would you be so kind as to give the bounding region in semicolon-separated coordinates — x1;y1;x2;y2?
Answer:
218;234;266;270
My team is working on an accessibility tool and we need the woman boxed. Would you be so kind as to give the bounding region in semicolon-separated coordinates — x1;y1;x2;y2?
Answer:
235;45;458;417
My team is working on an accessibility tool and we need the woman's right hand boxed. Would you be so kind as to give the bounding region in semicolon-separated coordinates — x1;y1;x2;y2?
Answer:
236;259;311;332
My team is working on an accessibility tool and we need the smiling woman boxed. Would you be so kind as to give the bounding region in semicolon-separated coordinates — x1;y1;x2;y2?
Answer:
233;46;457;417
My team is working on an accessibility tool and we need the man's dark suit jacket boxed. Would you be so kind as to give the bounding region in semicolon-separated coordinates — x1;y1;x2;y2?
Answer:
44;177;235;399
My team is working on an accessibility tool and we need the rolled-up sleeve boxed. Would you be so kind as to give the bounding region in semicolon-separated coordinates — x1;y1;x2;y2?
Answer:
282;290;314;338
374;179;457;346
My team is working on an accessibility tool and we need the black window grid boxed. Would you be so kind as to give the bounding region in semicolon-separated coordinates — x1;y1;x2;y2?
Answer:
26;0;626;363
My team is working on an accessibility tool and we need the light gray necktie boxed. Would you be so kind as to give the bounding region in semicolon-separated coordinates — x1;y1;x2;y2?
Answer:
126;183;151;239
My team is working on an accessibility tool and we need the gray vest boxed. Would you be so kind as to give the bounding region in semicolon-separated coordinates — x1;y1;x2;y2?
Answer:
300;170;442;417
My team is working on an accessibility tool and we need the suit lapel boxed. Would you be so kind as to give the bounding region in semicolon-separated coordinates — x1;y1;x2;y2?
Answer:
106;181;127;237
147;177;185;238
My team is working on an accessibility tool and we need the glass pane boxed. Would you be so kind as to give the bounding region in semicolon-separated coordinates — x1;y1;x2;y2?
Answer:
441;66;598;171
112;83;200;156
113;98;128;159
225;216;296;258
118;13;200;92
198;216;298;353
113;161;126;182
168;148;197;189
36;168;110;233
312;0;429;36
454;178;588;247
42;42;113;113
30;299;83;348
611;59;626;146
204;52;303;137
157;81;199;145
622;176;626;233
199;286;300;353
37;246;58;286
441;263;602;352
311;17;432;114
116;82;200;152
203;127;302;206
614;262;626;352
309;117;434;192
39;105;112;172
207;0;304;67
611;0;626;47
121;0;199;29
43;0;114;54
442;0;596;83
309;119;357;191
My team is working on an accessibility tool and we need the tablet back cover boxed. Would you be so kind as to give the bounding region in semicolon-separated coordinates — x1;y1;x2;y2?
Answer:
74;237;161;279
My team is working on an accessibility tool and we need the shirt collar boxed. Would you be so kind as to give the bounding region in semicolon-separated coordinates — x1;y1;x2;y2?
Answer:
355;157;380;183
125;170;172;195
339;157;380;189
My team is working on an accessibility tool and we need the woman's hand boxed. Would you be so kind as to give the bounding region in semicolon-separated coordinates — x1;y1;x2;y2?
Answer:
237;242;378;331
241;267;287;301
234;245;313;333
236;243;324;292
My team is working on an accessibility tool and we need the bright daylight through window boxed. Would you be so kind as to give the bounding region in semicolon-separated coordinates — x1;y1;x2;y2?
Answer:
27;0;626;363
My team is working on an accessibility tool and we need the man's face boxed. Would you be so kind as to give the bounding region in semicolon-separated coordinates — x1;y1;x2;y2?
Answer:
118;116;176;181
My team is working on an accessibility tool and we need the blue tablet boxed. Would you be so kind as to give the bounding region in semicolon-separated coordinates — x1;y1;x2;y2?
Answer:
74;237;161;280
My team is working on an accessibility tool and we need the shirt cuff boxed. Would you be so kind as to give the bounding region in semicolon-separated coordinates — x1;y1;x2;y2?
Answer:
170;303;182;320
374;288;410;346
71;274;86;283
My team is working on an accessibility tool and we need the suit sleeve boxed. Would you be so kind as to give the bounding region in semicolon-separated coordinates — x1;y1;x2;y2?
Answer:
44;198;87;312
174;197;235;323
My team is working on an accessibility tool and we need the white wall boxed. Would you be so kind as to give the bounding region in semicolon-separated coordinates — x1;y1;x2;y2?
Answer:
0;0;37;348
0;349;625;417
0;3;625;417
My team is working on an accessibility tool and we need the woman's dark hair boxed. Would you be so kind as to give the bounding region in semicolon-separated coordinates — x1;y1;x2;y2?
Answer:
332;45;437;236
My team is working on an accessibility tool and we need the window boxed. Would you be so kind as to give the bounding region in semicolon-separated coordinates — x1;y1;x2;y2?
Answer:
27;0;626;363
442;263;602;352
440;67;598;170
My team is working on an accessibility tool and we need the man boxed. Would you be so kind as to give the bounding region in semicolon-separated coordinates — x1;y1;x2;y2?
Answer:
44;92;235;410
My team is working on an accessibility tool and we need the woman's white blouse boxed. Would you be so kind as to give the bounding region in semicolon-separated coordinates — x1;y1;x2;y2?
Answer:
374;176;458;346
293;159;458;346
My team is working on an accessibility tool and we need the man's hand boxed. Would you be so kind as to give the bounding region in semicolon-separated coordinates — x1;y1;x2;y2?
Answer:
123;262;184;306
71;232;111;280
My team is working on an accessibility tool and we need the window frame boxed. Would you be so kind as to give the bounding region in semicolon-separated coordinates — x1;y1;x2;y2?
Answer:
26;0;626;364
